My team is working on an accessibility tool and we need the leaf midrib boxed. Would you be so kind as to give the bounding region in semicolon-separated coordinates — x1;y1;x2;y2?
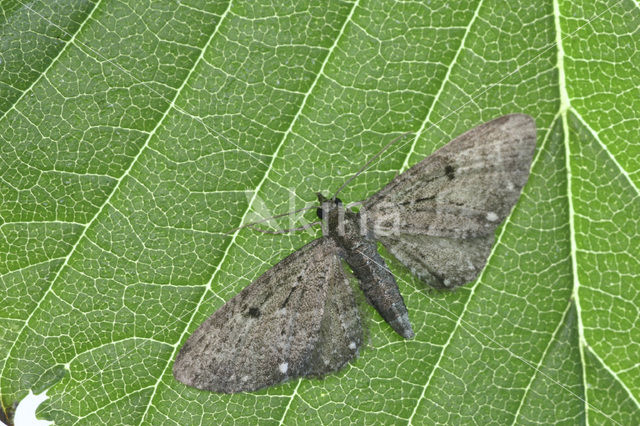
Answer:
555;0;640;418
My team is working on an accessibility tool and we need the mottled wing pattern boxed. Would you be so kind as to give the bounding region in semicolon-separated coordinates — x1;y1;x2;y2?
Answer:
173;238;363;393
361;114;536;288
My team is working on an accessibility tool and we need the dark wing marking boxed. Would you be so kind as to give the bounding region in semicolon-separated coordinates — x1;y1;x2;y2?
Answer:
173;238;363;393
361;114;536;288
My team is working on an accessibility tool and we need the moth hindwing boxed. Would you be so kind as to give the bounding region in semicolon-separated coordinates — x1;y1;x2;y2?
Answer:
174;114;536;393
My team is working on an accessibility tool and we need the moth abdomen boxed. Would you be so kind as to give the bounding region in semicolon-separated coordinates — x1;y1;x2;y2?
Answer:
343;239;414;339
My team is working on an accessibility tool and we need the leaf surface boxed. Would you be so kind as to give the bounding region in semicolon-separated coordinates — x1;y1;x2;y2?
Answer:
1;0;638;424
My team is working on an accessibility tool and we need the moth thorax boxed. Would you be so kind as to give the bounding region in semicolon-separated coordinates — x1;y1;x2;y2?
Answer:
320;200;345;237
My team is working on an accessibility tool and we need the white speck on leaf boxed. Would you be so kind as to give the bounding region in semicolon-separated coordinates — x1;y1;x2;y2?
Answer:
14;390;53;426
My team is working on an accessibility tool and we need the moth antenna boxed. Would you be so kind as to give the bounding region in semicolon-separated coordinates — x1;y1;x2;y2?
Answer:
247;221;321;234
333;131;413;199
224;206;319;235
345;200;364;209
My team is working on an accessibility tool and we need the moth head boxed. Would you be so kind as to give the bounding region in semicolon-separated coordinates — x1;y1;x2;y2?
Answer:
316;193;342;220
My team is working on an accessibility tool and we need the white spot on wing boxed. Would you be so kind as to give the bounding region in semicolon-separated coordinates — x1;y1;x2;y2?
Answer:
348;341;357;350
486;212;499;222
279;362;289;374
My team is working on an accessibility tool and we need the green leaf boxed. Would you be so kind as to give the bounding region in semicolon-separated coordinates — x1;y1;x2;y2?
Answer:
1;0;638;424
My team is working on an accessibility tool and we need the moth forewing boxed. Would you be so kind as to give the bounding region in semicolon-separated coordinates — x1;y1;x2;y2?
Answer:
361;113;536;289
368;200;402;237
173;238;363;393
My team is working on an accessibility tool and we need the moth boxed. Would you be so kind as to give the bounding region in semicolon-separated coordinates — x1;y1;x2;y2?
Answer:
173;114;536;393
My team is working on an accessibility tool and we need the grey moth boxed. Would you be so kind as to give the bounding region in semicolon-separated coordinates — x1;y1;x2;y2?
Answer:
173;114;536;393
